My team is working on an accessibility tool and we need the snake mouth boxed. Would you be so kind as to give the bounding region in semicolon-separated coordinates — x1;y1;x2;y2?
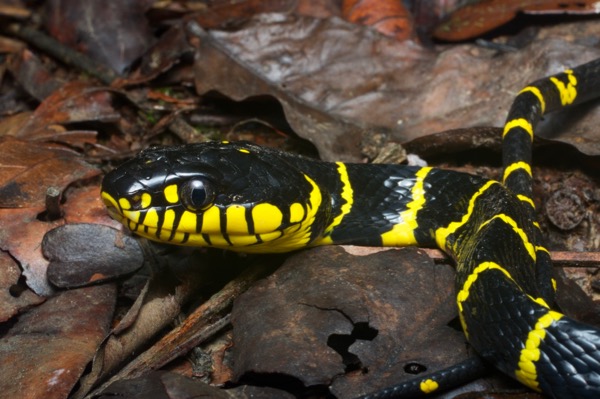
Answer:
111;212;302;253
99;188;314;252
101;191;130;228
105;205;125;223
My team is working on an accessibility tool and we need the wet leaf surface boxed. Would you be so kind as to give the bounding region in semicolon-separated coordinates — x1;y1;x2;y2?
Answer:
62;184;123;228
0;136;101;295
191;18;374;162
0;79;108;148
192;14;600;160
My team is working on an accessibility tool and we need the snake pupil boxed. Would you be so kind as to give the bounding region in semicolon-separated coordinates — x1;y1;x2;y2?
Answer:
181;178;215;211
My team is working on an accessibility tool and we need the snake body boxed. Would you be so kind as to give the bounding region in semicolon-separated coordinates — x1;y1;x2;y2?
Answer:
101;58;600;398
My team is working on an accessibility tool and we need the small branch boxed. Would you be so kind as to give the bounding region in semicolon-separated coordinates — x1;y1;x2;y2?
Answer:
82;259;278;398
2;23;117;85
421;248;600;268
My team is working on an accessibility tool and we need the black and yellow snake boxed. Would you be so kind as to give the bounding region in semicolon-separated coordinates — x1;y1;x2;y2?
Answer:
101;58;600;398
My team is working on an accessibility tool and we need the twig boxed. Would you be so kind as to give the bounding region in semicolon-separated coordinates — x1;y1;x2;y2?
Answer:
421;248;600;268
2;23;117;85
82;260;277;398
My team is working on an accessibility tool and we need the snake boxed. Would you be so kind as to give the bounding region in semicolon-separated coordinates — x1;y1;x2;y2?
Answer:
101;58;600;398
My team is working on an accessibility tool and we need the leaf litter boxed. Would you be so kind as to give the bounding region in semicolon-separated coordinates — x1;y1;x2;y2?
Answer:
0;2;598;399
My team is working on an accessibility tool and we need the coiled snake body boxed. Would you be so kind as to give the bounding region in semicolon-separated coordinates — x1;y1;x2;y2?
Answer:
102;58;600;398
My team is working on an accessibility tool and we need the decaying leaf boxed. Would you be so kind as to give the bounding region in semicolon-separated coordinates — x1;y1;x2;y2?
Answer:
231;246;471;397
434;0;600;41
0;284;115;399
191;14;600;160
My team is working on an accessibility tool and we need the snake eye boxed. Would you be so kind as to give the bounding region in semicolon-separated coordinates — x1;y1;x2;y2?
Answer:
180;178;216;211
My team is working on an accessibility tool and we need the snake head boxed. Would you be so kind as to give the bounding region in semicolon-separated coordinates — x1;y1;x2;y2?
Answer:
100;141;326;252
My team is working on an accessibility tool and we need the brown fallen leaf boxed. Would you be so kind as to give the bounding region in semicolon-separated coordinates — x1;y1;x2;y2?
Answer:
190;0;296;30
45;0;155;74
0;137;100;208
62;184;122;227
190;14;600;161
120;24;194;86
15;81;118;141
0;284;115;399
296;0;342;19
0;80;121;149
434;0;600;41
0;206;63;296
0;250;44;322
231;246;474;397
8;49;63;101
0;183;110;296
342;0;415;41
